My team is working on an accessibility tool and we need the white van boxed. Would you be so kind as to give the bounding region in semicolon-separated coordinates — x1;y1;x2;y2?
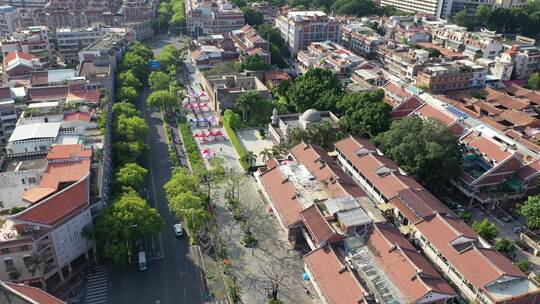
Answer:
138;251;147;271
174;223;183;237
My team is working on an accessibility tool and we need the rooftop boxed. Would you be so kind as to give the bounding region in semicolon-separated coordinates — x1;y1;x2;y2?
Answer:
9;122;61;142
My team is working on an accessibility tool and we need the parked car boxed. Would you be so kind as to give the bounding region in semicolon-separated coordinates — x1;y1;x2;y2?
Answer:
515;240;531;252
502;215;513;223
174;223;183;237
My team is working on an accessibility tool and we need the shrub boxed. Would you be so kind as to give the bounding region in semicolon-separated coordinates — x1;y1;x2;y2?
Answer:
222;115;250;170
516;260;532;273
178;119;205;173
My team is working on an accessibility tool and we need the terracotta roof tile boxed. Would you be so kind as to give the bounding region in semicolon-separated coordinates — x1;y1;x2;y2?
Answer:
22;187;56;204
63;112;91;122
27;86;68;102
300;205;341;245
368;223;456;302
15;179;88;226
461;132;512;163
259;166;303;227
46;144;92;160
39;160;91;189
5;283;64;304
304;246;367;304
390;188;451;223
414;104;455;126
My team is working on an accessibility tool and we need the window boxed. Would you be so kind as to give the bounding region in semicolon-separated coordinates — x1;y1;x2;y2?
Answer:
4;259;15;271
21;178;25;185
23;255;32;267
20;245;29;251
0;248;9;254
28;177;36;184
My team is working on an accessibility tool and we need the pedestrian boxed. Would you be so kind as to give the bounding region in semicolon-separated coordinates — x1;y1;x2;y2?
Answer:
220;147;223;152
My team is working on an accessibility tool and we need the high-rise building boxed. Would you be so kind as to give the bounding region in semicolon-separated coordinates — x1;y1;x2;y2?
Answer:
275;11;340;56
185;0;245;36
0;6;20;36
379;0;453;19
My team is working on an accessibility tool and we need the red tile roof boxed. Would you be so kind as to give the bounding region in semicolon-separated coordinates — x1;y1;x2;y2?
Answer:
259;165;303;227
300;205;341;245
415;104;455;126
4;51;38;65
416;213;525;289
15;179;88;226
334;136;423;201
304;246;367;304
390;188;452;223
39;159;91;189
63;112;91;122
264;70;291;82
0;87;13;100
368;223;456;302
46;144;92;160
383;82;411;101
27;86;68;102
290;143;365;198
5;283;64;304
22;187;56;204
461;132;512;163
66;90;100;104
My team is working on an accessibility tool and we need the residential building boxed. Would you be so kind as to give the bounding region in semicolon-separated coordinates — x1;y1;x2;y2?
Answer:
377;44;430;81
499;45;540;79
297;41;364;76
392;25;431;45
30;69;76;87
41;0;116;31
263;70;291;88
185;0;245;36
0;281;64;303
416;63;472;93
229;25;270;64
379;0;452;19
0;87;18;147
464;31;503;60
431;24;468;52
334;136;540;303
0;144;97;289
341;24;384;59
200;73;271;113
0;6;20;36
456;59;488;87
276;11;340;56
248;2;278;25
56;27;105;65
190;45;238;68
2;51;43;82
382;82;424;118
0;0;48;27
268;109;339;144
1;26;54;67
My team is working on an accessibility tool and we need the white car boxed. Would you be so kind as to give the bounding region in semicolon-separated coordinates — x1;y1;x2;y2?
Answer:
174;223;183;237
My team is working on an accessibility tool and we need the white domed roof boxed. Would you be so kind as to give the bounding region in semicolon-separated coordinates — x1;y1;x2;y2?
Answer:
301;109;322;123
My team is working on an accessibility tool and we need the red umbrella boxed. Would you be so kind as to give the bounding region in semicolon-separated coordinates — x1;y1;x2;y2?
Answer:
183;104;194;109
210;131;223;136
193;133;204;137
198;103;208;108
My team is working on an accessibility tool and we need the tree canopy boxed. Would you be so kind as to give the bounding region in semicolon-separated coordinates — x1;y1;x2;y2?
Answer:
94;190;163;264
243;8;264;26
235;54;270;71
114;115;149;143
290;121;345;150
114;163;148;191
120;53;150;83
155;45;183;72
520;195;540;229
129;41;154;62
527;73;540;90
286;68;343;113
338;90;391;138
224;109;242;129
149;71;173;91
118;70;142;89
116;86;138;103
147;90;177;108
373;116;460;193
472;219;499;243
236;90;271;124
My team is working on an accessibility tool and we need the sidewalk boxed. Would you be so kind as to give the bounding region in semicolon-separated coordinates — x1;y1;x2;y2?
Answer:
199;116;316;304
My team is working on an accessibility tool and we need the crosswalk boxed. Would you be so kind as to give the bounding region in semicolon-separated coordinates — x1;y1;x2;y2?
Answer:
84;266;109;304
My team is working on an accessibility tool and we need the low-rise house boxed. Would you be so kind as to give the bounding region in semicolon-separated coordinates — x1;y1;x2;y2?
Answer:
297;41;364;76
464;31;503;60
0;87;18;147
200;73;271;113
377;45;430;82
382;82;423;118
30;69;76;87
268;109;339;144
230;25;270;64
416;63;472;93
499;44;540;79
263;70;291;89
56;27;105;65
3;51;43;82
341;24;384;59
0;26;54;67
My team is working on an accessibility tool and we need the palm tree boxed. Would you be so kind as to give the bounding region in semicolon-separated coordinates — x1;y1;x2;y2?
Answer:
259;148;273;164
242;151;257;167
236;94;250;122
271;144;287;157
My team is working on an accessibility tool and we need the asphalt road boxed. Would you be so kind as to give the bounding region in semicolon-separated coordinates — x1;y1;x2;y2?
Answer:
106;37;206;304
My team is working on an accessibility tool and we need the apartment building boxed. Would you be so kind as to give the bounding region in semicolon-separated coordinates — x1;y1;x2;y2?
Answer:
297;41;364;76
431;24;468;52
0;144;97;289
499;45;540;79
248;2;278;25
464;31;503;60
276;11;340;56
380;0;452;19
0;6;20;36
341;25;384;59
56;27;104;65
0;281;64;303
1;26;54;67
0;0;47;27
41;0;116;31
185;0;245;36
2;51;43;82
0;87;17;148
416;63;471;93
334;136;540;303
377;44;430;81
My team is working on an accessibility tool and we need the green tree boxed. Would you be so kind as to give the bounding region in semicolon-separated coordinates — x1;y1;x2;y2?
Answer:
169;191;205;216
290;121;345;150
495;239;516;257
149;71;173;91
475;4;492;27
196;158;226;203
94;190;164;264
472;219;499;243
458;210;472;223
236;90;270;123
112;102;141;123
113;140;148;165
331;0;377;16
114;163;148;191
164;168;202;199
120;53;150;83
286;67;343;112
373;116;460;193
114;115;149;142
224;109;242;129
516;260;531;273
520;195;540;229
235;54;270;71
147;90;177;109
338;90;391;138
452;10;472;29
116;86;138;103
527;72;540;90
243;8;264;26
118;70;142;89
156;45;183;71
129;41;154;62
241;151;257;167
259;148;273;163
425;48;442;58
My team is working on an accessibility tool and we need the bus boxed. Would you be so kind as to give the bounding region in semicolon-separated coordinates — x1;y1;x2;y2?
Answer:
138;251;147;271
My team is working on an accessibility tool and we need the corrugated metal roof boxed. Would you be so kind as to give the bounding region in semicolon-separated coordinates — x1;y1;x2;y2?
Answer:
9;122;61;142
